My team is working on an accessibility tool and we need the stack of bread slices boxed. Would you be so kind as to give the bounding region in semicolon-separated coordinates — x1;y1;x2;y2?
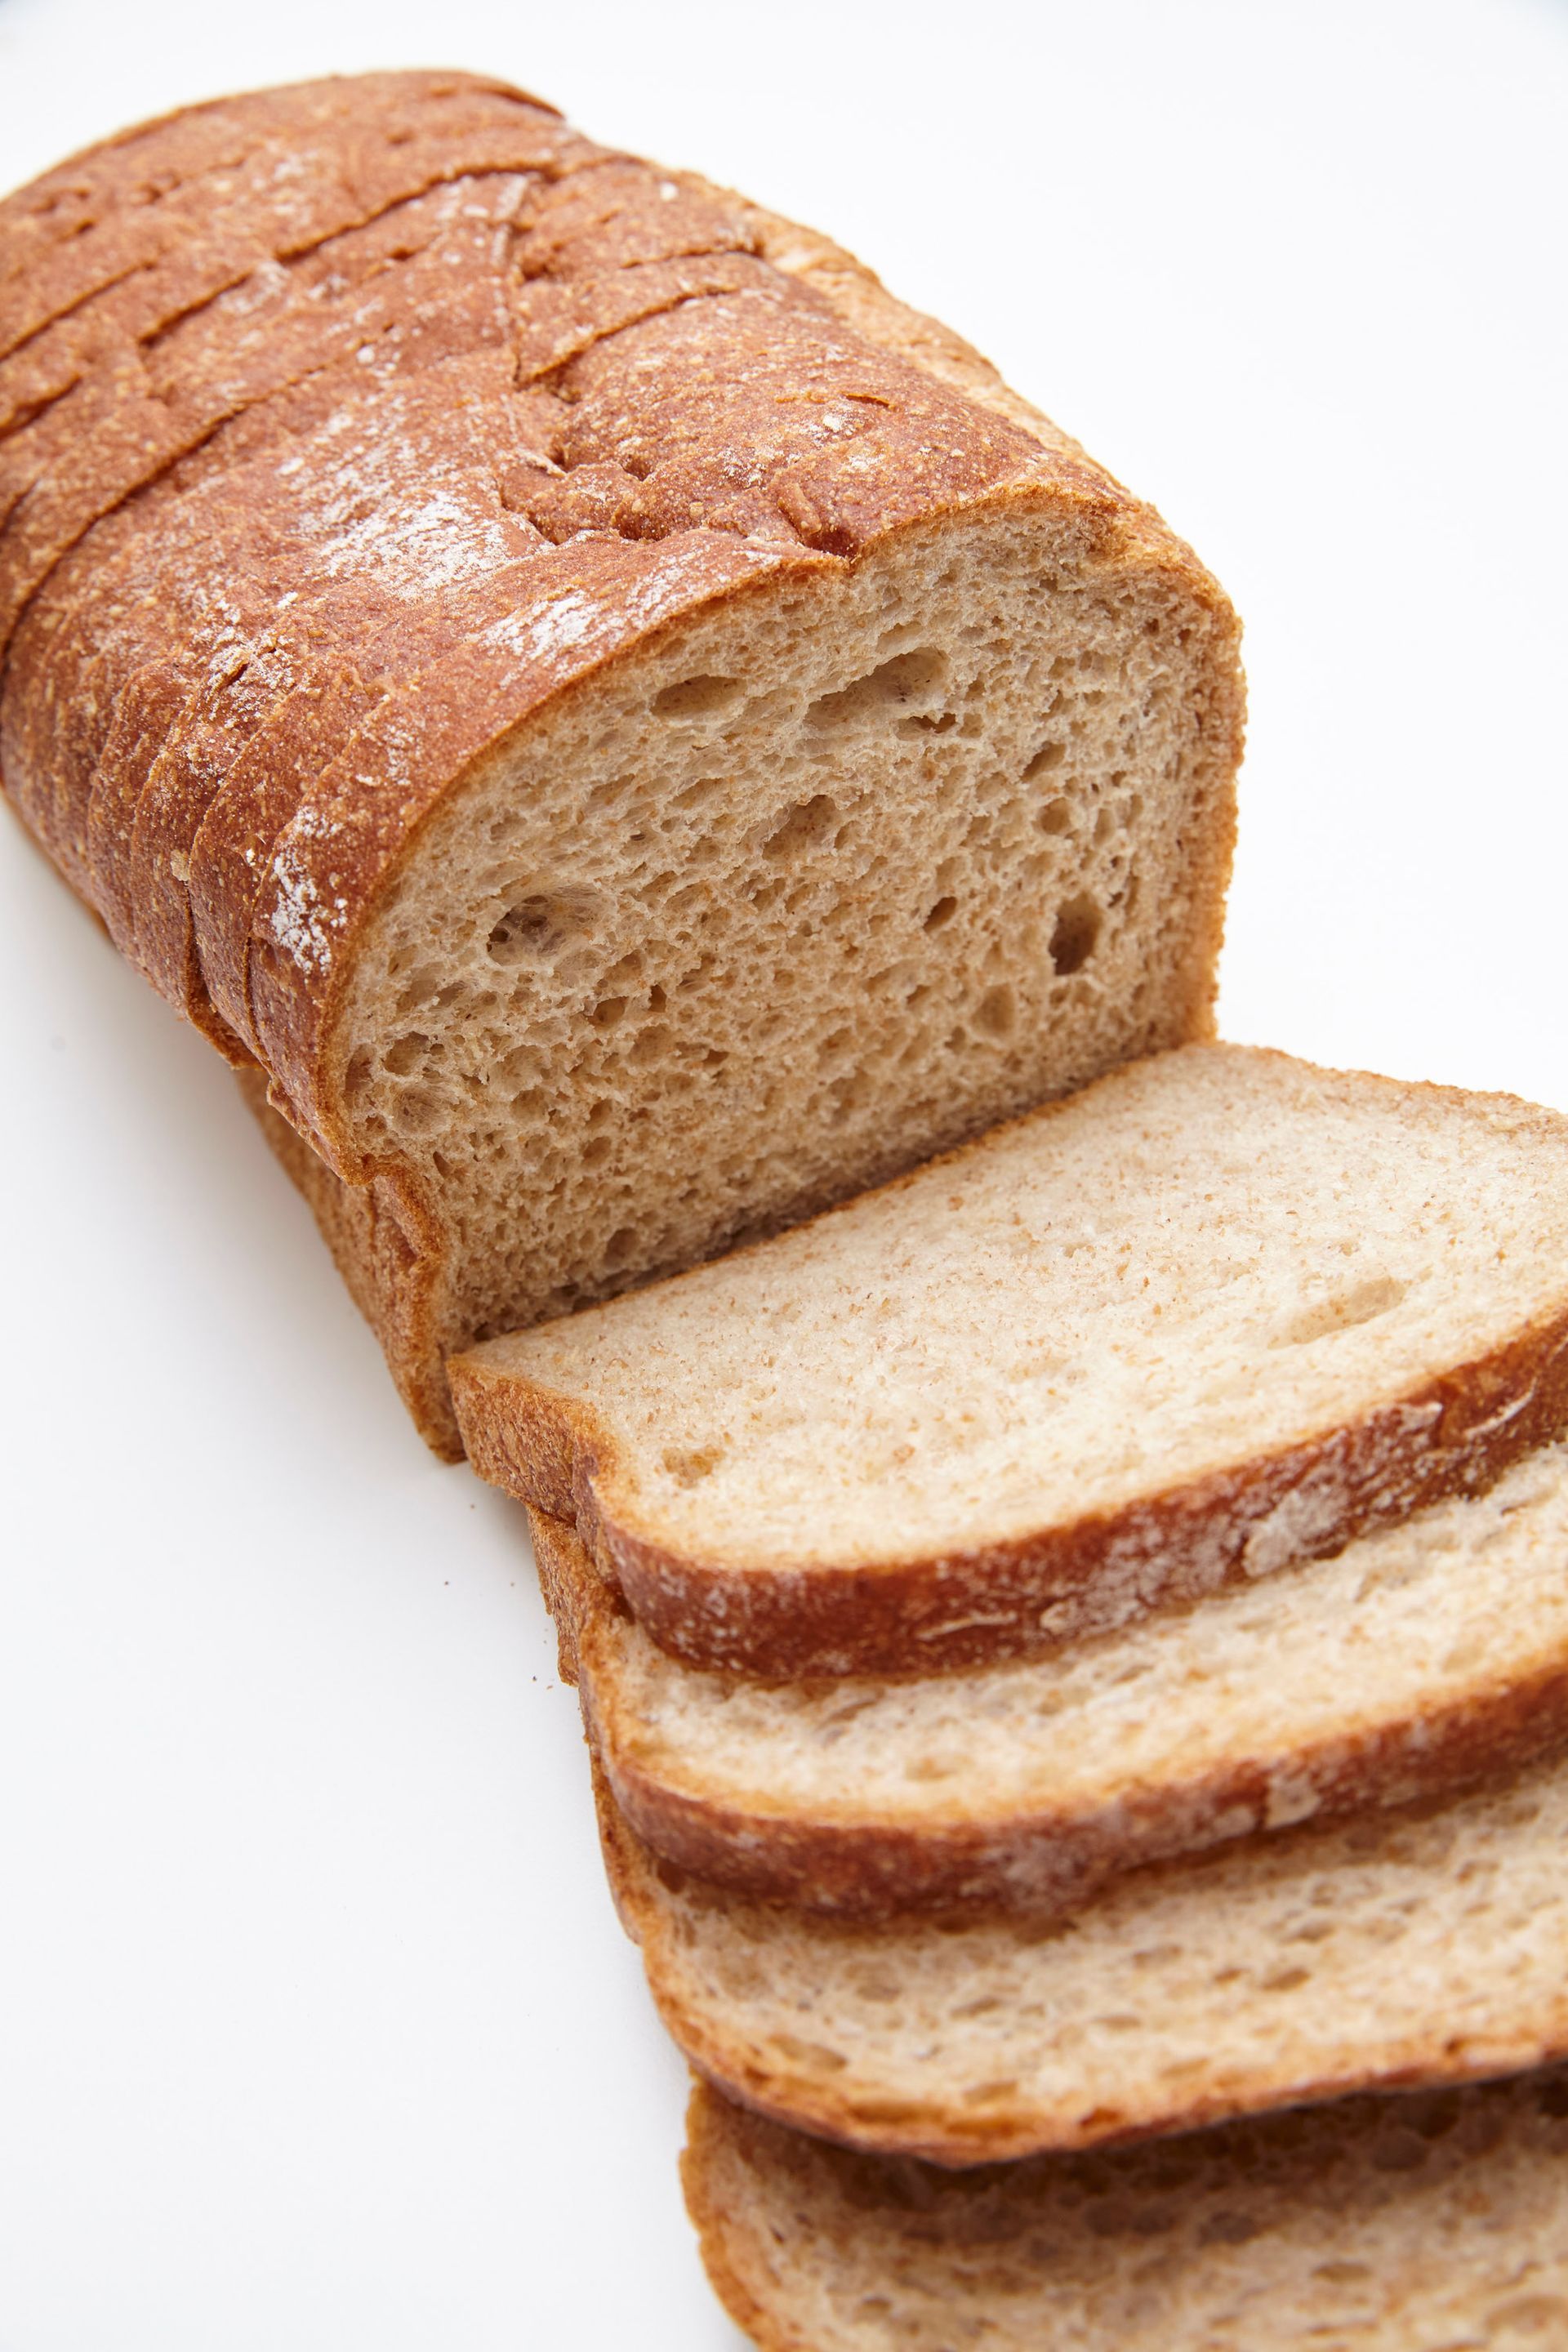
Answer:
452;1042;1568;2346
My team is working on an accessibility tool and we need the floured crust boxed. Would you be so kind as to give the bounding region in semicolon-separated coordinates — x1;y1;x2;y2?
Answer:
595;1750;1568;2165
0;78;601;654
673;168;1123;475
523;1441;1568;1913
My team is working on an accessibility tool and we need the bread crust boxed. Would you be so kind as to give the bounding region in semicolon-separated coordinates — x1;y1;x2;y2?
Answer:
0;74;560;357
6;162;573;951
0;79;601;653
527;1485;1568;1915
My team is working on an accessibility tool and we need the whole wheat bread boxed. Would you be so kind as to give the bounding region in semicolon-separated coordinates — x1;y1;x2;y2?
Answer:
456;1046;1568;1674
1;73;1241;1454
599;1743;1568;2163
525;1437;1568;1912
683;2069;1568;2350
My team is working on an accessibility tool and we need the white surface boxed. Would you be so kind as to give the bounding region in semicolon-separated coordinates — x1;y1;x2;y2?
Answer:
1;1;1565;2345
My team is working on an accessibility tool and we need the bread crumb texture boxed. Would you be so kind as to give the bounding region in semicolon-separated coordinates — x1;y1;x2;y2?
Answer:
683;2068;1568;2350
0;71;1241;1449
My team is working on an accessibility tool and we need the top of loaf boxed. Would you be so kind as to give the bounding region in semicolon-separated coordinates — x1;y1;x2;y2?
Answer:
0;71;1219;1164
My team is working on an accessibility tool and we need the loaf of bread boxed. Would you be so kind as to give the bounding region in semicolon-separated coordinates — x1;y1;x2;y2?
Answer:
0;71;1243;1454
528;1438;1568;1913
456;1047;1568;1673
683;2069;1568;2350
599;1744;1568;2163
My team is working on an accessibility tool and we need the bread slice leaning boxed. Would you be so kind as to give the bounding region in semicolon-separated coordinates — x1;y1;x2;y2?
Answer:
454;1046;1568;1675
527;1438;1568;1913
683;2069;1568;2352
598;1741;1568;2164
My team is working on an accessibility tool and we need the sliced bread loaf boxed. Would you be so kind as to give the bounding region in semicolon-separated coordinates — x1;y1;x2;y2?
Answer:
684;2069;1568;2351
526;1438;1568;1913
455;1047;1568;1674
598;1744;1568;2163
2;74;1242;1455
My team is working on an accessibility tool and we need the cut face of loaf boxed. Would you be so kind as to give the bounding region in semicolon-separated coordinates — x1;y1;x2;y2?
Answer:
0;72;1243;1456
454;1047;1568;1674
329;504;1229;1423
683;2071;1568;2352
600;1744;1568;2165
526;1441;1568;1914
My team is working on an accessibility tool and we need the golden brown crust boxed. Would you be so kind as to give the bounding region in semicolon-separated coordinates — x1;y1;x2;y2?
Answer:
0;94;595;917
0;79;601;652
4;163;572;937
0;74;559;347
528;1503;1568;1918
2;71;1238;1443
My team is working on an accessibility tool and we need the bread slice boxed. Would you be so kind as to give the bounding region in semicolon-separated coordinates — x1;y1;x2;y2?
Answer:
683;2070;1568;2350
598;1741;1568;2163
525;1439;1568;1913
454;1047;1568;1674
2;73;1242;1456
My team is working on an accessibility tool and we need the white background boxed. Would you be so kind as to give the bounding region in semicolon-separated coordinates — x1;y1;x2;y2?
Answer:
2;1;1566;2344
